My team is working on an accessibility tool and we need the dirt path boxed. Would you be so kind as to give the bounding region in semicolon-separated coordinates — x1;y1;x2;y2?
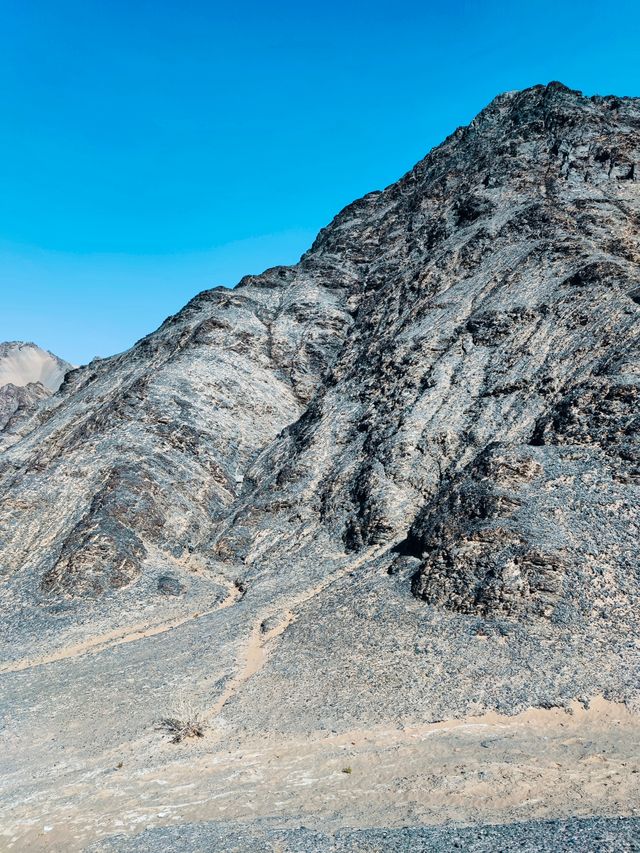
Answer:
0;575;242;674
204;542;394;721
0;543;389;678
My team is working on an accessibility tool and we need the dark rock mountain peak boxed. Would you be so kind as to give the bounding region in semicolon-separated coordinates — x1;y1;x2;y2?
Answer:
1;83;640;850
1;81;639;643
212;82;640;583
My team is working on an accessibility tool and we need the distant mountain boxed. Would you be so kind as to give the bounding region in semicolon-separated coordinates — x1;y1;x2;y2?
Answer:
1;84;639;851
0;341;72;391
0;341;73;433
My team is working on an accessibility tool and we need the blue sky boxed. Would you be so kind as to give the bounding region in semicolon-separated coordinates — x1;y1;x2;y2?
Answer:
2;0;639;364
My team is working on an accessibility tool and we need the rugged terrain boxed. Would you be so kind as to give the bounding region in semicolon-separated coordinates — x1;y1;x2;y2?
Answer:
0;82;639;851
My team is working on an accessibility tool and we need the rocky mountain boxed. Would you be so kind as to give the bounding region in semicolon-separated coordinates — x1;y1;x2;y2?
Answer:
0;341;73;435
0;341;71;391
1;83;639;851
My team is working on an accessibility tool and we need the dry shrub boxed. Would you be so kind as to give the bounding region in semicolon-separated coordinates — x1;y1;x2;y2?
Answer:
157;695;207;744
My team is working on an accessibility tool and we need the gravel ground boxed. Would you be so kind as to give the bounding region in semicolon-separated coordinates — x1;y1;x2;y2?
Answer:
87;816;640;852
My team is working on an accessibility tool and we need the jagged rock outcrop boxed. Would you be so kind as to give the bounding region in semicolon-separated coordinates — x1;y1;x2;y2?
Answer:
0;272;354;614
1;82;639;852
0;381;51;431
209;81;640;628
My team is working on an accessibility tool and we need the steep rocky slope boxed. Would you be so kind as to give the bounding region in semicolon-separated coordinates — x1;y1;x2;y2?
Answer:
0;83;639;851
0;380;50;432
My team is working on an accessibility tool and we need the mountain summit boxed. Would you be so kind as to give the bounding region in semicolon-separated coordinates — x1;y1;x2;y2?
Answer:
1;84;639;850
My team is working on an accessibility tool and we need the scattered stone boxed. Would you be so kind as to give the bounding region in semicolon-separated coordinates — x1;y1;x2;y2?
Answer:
156;575;185;596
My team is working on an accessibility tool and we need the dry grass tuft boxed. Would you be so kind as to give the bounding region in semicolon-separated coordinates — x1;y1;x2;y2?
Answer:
157;695;207;743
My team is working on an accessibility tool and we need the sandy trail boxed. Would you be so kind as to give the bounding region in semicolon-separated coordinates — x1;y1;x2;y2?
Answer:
4;544;638;853
3;698;638;852
204;542;394;721
0;543;386;678
0;575;242;674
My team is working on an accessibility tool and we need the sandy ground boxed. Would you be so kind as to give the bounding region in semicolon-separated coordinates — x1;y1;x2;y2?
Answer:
1;547;639;851
2;698;638;851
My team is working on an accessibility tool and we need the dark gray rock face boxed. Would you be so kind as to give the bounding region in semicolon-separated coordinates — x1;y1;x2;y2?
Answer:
0;381;50;431
1;81;639;672
1;83;640;851
156;574;185;596
207;82;640;647
211;83;640;572
0;274;353;615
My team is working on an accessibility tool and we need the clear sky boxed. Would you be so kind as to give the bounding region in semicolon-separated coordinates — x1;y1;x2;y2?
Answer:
2;0;639;364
